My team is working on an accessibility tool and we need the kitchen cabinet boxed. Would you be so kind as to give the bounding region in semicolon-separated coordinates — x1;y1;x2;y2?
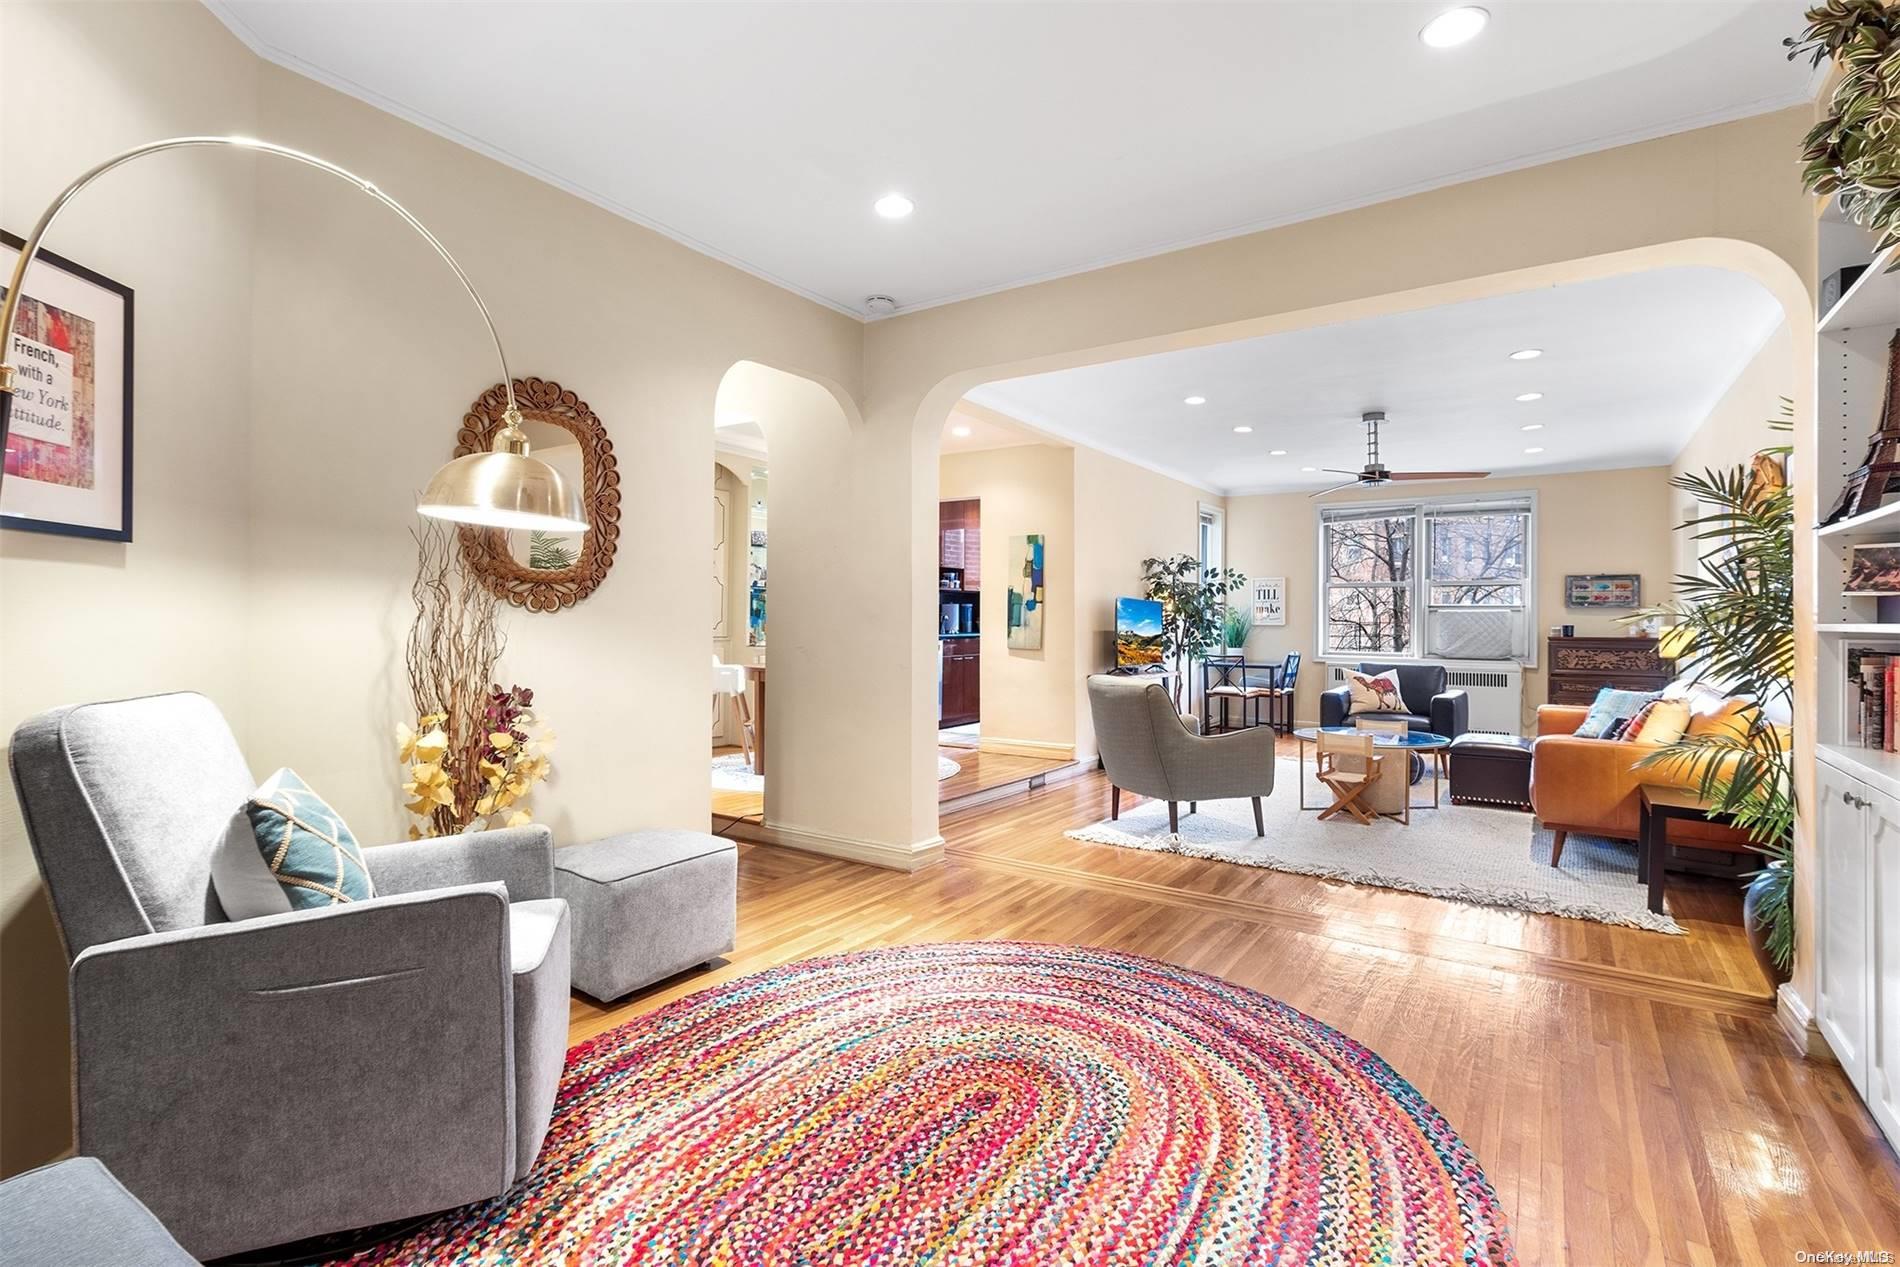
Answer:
941;639;980;727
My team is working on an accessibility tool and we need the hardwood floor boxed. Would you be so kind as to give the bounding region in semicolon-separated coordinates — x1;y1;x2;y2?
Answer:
937;746;1074;801
711;744;1074;823
587;759;1900;1265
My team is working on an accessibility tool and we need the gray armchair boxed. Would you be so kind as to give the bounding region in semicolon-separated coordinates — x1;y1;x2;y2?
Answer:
8;692;571;1262
1087;675;1276;834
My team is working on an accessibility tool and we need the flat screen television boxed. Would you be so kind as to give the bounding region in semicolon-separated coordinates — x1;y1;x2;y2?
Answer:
1114;596;1164;669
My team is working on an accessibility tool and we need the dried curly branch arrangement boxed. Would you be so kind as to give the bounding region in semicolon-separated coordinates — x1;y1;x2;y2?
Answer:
402;516;508;837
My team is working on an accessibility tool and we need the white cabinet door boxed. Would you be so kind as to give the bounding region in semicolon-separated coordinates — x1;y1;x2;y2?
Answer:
1817;758;1872;1091
1869;782;1900;1145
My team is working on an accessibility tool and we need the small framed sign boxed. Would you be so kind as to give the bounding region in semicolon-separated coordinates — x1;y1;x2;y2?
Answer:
2;231;134;542
1565;573;1640;609
1252;577;1286;626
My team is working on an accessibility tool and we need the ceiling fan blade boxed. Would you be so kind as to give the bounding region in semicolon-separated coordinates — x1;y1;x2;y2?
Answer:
1387;470;1490;481
1308;479;1363;499
1319;468;1363;477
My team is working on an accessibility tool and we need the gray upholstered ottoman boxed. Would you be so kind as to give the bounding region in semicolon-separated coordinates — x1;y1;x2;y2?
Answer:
554;830;737;1001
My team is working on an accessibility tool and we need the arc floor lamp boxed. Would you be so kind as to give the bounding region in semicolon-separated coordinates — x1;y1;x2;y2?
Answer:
0;135;587;533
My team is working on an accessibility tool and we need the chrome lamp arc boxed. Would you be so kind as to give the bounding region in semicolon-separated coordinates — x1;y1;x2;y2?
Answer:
0;135;587;534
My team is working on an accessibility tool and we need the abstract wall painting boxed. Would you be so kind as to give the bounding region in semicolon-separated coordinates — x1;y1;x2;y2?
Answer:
1007;533;1045;650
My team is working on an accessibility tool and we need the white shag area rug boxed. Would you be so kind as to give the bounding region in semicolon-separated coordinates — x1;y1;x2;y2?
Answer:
713;753;960;792
1065;758;1681;934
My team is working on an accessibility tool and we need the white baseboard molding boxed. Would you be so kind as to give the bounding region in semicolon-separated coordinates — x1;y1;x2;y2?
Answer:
728;820;944;872
1775;983;1835;1062
977;736;1077;759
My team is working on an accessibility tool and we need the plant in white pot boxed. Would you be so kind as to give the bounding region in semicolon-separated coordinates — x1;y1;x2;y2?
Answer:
1220;605;1254;658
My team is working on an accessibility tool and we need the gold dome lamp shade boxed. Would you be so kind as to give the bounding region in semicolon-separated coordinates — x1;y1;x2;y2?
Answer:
419;406;588;534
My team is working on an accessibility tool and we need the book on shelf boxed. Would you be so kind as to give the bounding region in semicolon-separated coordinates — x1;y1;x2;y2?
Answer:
1847;645;1900;750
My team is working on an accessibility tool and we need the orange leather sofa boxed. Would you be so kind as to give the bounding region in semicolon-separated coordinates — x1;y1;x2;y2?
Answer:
1530;703;1755;864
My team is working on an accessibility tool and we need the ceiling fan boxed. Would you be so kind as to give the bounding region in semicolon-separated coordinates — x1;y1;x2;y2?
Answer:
1309;411;1489;498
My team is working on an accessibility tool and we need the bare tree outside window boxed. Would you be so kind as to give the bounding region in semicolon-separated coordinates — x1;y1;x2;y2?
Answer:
1322;503;1532;657
1324;514;1412;654
1427;512;1528;606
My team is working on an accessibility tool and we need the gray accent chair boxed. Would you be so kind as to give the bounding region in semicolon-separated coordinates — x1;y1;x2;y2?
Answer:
0;1157;197;1266
1087;675;1276;834
1318;661;1471;738
8;692;572;1262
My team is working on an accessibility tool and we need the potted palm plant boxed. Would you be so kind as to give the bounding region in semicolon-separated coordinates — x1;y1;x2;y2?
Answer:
1632;414;1794;983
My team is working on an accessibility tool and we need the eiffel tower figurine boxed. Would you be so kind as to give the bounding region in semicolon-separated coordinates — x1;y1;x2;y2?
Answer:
1823;329;1900;526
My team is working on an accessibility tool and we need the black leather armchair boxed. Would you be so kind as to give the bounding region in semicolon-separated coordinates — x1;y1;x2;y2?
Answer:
1318;661;1470;739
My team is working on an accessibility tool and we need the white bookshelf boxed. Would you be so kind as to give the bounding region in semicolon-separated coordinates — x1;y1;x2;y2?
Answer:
1814;209;1900;804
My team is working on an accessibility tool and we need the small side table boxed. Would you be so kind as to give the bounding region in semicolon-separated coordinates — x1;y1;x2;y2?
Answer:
1636;784;1739;913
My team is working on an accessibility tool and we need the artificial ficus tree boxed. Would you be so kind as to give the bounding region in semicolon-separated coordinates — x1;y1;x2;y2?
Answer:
1140;553;1247;711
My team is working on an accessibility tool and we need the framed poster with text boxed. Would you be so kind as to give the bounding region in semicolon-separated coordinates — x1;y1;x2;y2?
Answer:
1252;577;1286;626
2;231;134;541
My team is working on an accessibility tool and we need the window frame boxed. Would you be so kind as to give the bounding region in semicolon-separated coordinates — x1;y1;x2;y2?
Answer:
1317;490;1537;666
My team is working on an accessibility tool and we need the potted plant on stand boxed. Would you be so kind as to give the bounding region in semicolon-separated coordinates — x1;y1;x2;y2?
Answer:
1632;414;1794;985
1140;553;1246;713
1220;604;1254;659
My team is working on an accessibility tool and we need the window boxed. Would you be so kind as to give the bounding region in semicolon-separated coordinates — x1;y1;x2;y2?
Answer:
1198;505;1224;574
1322;510;1414;655
1320;495;1534;661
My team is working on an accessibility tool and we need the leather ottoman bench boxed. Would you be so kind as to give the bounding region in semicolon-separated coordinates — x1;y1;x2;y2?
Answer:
1447;733;1533;810
555;830;737;1001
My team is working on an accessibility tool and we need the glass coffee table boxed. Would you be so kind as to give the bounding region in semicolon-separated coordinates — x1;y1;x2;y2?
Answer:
1291;726;1452;819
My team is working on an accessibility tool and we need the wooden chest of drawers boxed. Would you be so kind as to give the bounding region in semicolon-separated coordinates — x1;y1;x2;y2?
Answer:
1546;635;1668;705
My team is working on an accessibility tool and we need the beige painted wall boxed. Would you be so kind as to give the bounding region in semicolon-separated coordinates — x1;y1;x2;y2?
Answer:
1227;468;1677;731
1070;447;1217;757
0;2;264;1174
1670;324;1794;579
940;444;1077;751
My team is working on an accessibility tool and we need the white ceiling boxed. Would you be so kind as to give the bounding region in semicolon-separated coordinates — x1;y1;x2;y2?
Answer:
965;267;1785;494
207;1;1811;318
943;402;1047;456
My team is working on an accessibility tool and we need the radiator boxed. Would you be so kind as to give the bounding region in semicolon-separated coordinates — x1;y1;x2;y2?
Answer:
1326;660;1524;735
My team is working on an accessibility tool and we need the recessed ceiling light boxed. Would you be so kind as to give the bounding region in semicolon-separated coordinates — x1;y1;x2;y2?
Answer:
1520;423;1544;432
1420;5;1488;48
1509;348;1542;361
1515;392;1543;403
951;424;972;438
1233;425;1253;434
1184;395;1207;406
1524;446;1545;454
1301;466;1317;473
1269;449;1288;456
873;192;914;219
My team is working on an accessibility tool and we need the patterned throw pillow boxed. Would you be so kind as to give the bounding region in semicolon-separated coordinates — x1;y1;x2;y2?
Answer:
1574;688;1658;740
211;768;375;920
1345;670;1404;716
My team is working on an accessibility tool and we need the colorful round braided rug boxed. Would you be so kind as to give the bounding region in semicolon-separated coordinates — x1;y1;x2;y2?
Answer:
334;942;1515;1265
